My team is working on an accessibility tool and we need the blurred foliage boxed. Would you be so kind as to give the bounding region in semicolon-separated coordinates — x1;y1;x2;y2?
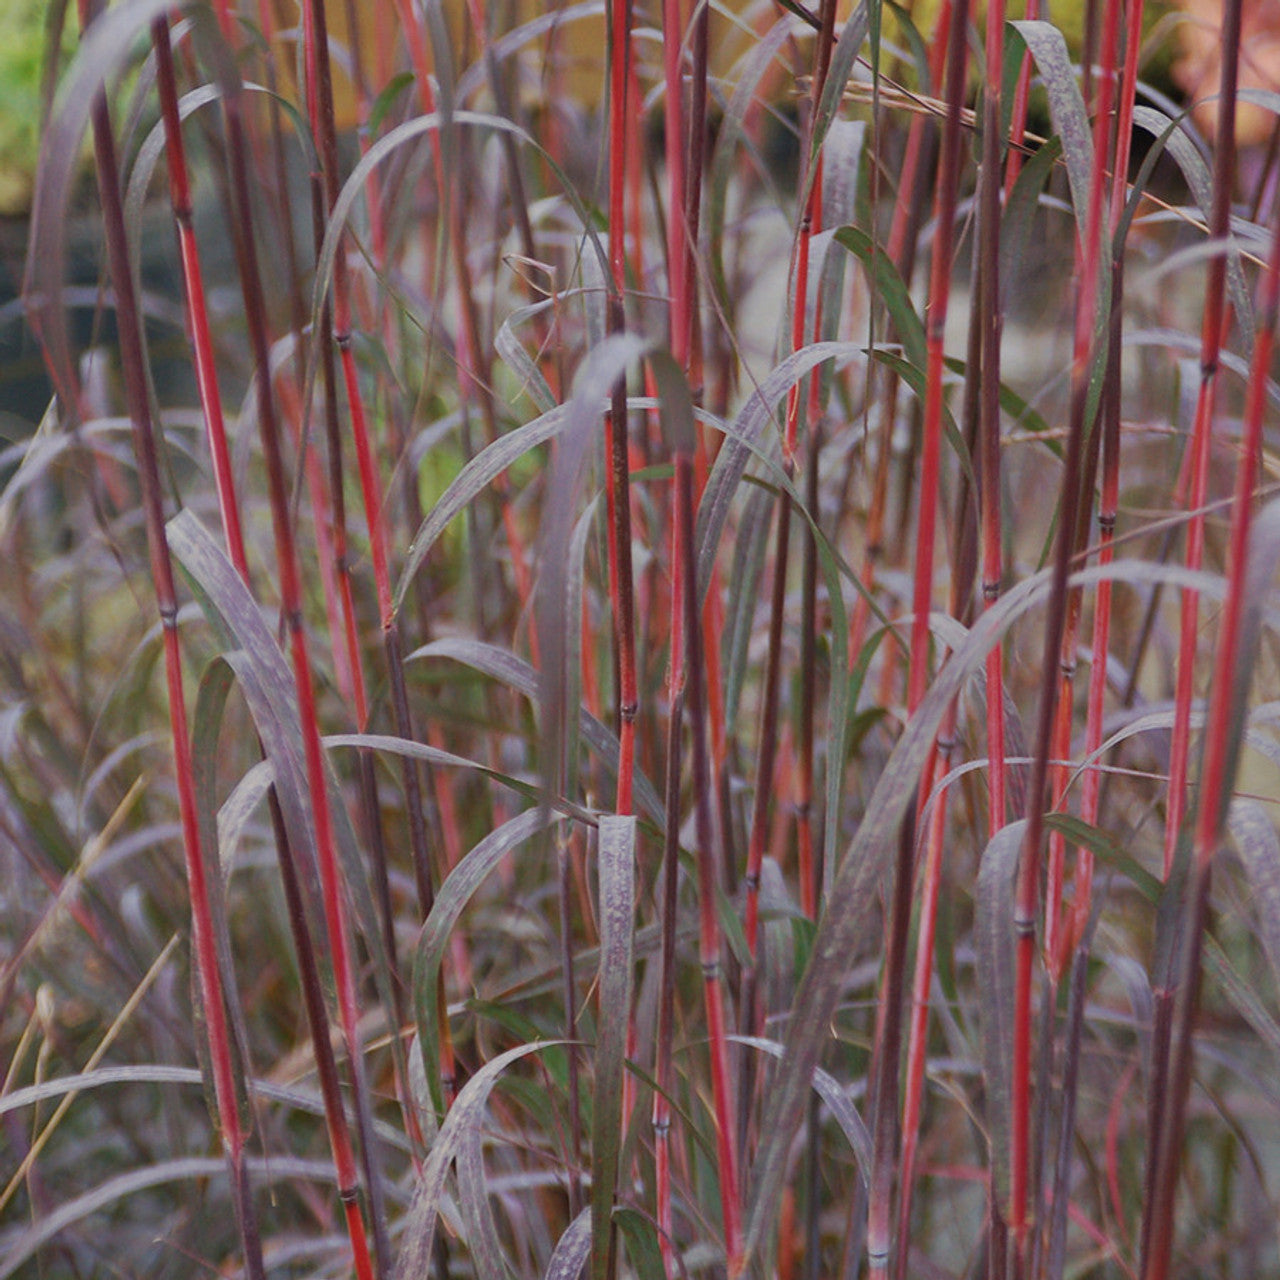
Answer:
0;0;78;216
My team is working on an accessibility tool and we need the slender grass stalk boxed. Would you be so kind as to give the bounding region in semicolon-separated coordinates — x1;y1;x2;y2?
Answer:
150;16;248;582
1004;0;1040;199
157;13;422;1238
866;0;968;1269
607;0;637;820
979;0;1010;843
657;3;741;1264
299;17;443;1126
1014;0;1123;1252
742;0;835;1092
393;0;536;660
654;683;685;1277
797;427;821;922
205;5;379;1271
1142;11;1254;1277
603;5;642;1242
886;0;951;271
662;0;691;371
1160;0;1241;882
895;225;988;1272
78;5;262;1274
676;444;743;1275
1073;0;1148;960
741;497;790;964
300;0;371;737
846;3;947;677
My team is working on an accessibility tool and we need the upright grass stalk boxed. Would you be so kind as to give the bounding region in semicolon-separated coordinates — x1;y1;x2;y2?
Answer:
1073;0;1147;957
602;0;645;1257
392;0;536;657
300;0;371;749
1140;5;1244;1275
150;16;248;583
1014;0;1123;1253
846;2;949;675
657;2;740;1266
654;680;684;1274
301;0;438;942
741;0;835;1094
1004;0;1041;199
1142;71;1277;1280
980;0;1013;843
607;0;637;820
676;439;743;1275
866;0;968;1270
297;5;428;1254
895;5;1008;1264
155;17;418;1252
78;5;262;1274
662;0;691;372
205;5;378;1272
1160;0;1241;882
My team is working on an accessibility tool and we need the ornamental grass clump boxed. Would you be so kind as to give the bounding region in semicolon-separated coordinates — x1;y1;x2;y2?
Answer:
4;1;1280;1277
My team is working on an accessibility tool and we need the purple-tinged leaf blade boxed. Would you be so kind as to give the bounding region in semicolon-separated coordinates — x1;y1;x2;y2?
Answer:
590;814;636;1280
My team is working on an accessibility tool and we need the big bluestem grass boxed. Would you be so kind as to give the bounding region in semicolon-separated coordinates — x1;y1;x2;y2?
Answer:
6;2;1280;1278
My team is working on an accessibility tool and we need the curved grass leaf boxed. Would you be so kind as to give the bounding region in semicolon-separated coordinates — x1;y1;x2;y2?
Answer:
731;1035;871;1185
830;227;925;370
313;109;611;370
455;1;605;103
455;1118;509;1280
0;1155;339;1279
1043;813;1163;905
649;351;697;456
395;1041;555;1280
999;135;1062;315
495;296;559;414
26;0;191;408
325;732;592;823
1009;21;1092;224
545;1208;593;1280
406;638;664;827
397;404;567;614
873;349;974;493
412;807;564;1119
0;1064;412;1155
695;341;866;603
1130;105;1254;347
1202;933;1280;1060
809;4;870;171
168;512;399;1038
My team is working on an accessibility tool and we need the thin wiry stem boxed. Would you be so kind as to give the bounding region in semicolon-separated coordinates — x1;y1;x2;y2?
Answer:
867;1;969;1269
81;5;263;1273
1144;12;1263;1273
1160;0;1240;882
208;3;378;1270
1015;0;1123;1252
677;447;743;1274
